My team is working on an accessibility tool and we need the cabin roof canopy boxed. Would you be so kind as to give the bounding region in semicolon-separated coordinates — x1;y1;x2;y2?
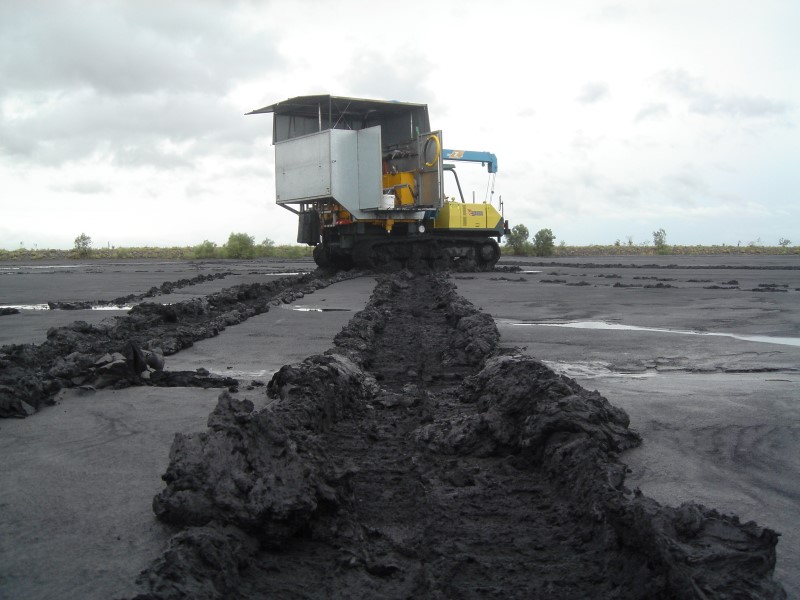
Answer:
248;94;431;145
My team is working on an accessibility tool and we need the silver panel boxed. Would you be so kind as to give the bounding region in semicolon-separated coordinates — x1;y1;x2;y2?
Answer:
275;132;331;203
328;129;360;214
274;128;383;220
418;130;444;209
357;126;382;210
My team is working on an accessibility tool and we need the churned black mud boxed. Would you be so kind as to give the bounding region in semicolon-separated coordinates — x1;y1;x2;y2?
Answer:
0;270;361;417
128;272;786;599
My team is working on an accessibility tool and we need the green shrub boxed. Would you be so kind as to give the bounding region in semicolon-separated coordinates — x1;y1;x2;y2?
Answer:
533;228;556;257
505;224;532;255
254;238;276;258
224;233;255;259
194;240;219;259
73;233;92;258
652;228;670;254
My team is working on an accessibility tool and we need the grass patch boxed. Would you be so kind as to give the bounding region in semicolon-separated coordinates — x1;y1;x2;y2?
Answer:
0;245;314;262
501;244;800;257
1;243;797;263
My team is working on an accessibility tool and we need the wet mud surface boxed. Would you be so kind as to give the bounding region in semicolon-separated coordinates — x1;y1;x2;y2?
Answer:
45;271;236;310
0;269;360;418
125;272;785;599
1;257;793;598
455;257;800;595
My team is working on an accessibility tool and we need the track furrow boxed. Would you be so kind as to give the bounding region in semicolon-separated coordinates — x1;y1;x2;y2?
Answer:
132;271;785;600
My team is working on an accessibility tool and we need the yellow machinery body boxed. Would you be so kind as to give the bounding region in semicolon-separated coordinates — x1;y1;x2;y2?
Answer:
433;201;504;231
382;172;416;206
250;95;508;269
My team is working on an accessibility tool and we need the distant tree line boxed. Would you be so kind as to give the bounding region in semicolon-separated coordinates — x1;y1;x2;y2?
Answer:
501;225;796;257
0;230;796;261
51;232;314;260
505;225;556;256
193;233;296;259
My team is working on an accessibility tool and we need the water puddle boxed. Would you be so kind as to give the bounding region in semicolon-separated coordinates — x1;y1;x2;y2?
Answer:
0;304;50;310
0;303;132;311
282;305;351;313
0;303;50;311
542;360;656;380
520;270;542;274
30;264;85;269
212;369;270;378
0;265;86;271
498;319;800;348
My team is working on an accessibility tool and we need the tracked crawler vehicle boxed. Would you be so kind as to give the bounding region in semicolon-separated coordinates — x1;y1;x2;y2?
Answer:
248;95;509;270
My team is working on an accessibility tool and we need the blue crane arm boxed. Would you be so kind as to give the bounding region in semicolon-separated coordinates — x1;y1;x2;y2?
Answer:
442;149;498;173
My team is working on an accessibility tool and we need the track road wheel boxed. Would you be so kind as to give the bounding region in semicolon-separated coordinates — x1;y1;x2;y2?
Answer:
352;241;376;270
332;253;354;271
313;244;331;268
477;239;501;270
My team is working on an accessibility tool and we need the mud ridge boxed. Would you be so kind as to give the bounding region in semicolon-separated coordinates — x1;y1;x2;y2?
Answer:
510;261;800;271
47;270;236;309
0;269;363;418
130;272;785;599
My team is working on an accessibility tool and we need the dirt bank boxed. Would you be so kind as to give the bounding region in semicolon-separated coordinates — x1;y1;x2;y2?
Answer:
130;272;785;599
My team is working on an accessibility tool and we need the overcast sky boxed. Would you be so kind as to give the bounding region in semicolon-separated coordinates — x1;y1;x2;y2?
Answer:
1;0;797;250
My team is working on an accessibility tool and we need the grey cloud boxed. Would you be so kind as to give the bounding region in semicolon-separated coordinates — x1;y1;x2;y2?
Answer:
1;90;259;166
610;182;644;204
534;168;619;217
586;4;635;22
577;169;601;189
664;170;707;207
0;0;279;170
0;125;35;157
0;0;279;97
185;181;213;199
667;171;707;192
657;69;789;118
112;145;194;169
55;181;111;195
635;102;669;122
227;161;274;180
576;82;609;104
344;52;434;104
571;131;605;153
699;95;788;118
540;166;715;214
